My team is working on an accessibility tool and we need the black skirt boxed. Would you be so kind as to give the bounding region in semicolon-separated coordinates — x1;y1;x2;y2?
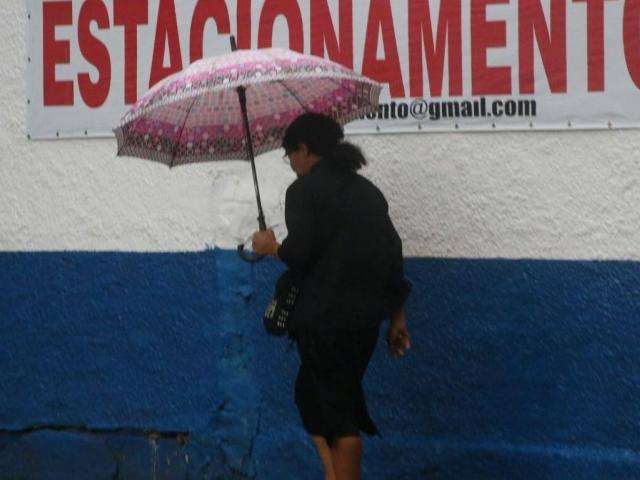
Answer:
293;326;380;446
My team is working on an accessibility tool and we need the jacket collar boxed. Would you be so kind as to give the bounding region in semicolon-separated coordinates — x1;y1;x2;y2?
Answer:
309;157;329;175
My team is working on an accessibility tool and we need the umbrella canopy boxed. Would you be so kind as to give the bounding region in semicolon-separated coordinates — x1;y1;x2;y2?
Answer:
114;47;382;167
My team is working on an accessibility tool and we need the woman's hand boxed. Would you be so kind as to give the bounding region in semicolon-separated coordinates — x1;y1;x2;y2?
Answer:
387;309;411;358
252;229;279;256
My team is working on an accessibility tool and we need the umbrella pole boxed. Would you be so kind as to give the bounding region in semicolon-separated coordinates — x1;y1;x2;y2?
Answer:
231;36;267;232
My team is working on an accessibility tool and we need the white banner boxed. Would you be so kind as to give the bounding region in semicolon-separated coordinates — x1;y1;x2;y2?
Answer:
26;0;640;139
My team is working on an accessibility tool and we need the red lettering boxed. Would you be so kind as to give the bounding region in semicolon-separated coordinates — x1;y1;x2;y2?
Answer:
310;0;353;68
409;0;462;97
114;0;148;104
43;1;73;106
150;0;183;88
258;0;304;52
519;0;566;94
190;0;231;62
362;0;405;97
78;0;111;108
237;0;252;49
575;0;614;91
471;0;511;95
624;0;640;89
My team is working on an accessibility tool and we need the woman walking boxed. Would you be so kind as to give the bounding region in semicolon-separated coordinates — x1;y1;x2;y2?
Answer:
252;113;411;480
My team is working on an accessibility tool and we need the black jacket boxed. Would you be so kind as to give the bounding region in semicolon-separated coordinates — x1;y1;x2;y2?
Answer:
277;158;411;331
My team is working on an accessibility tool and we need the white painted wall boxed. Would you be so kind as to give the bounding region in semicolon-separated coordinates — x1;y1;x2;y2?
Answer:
2;0;639;260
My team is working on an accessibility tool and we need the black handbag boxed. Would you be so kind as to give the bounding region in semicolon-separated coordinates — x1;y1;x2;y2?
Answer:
262;269;301;336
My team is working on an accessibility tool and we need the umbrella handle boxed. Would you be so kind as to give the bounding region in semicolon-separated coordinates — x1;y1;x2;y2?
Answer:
237;243;265;263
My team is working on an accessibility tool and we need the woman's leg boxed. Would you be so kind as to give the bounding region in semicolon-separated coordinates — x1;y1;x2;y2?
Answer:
330;435;362;480
311;435;336;480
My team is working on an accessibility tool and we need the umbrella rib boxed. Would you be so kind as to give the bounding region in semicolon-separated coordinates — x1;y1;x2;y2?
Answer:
277;80;310;112
170;95;199;168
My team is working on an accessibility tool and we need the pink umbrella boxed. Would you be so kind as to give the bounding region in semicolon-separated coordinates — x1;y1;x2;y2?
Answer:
114;37;381;260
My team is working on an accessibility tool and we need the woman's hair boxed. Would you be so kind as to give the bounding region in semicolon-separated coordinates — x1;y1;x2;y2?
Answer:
282;112;367;171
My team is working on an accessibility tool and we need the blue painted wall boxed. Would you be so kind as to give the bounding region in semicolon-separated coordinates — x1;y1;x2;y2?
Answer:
1;250;639;479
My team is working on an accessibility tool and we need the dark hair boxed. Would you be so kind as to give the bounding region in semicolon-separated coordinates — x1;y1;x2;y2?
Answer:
282;113;367;171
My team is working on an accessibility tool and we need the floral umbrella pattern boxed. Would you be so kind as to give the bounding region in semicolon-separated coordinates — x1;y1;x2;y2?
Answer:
114;48;382;167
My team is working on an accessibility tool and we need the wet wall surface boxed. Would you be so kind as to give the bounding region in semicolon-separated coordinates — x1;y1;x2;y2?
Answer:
1;250;639;479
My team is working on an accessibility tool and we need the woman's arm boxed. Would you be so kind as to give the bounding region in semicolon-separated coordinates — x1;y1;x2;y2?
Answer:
383;209;412;357
274;180;316;269
251;179;315;267
385;215;412;314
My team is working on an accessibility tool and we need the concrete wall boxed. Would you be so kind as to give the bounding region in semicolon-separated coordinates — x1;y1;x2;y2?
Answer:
2;1;639;479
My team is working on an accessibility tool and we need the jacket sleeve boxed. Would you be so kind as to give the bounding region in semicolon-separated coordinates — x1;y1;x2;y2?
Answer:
385;215;412;315
277;179;316;271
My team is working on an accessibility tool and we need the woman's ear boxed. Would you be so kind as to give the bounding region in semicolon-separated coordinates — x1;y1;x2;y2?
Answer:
298;142;309;157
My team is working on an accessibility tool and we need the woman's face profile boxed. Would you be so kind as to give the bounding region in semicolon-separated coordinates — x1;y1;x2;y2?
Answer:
287;143;314;177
